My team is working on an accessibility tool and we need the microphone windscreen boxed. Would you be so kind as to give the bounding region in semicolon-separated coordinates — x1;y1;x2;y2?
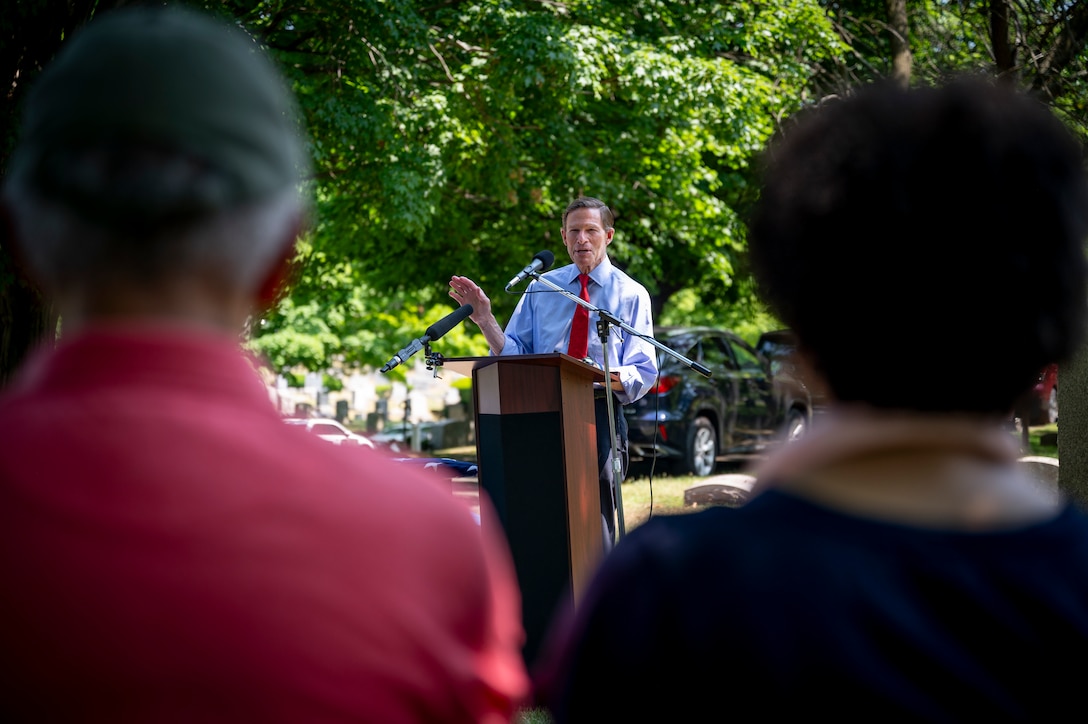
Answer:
426;303;473;341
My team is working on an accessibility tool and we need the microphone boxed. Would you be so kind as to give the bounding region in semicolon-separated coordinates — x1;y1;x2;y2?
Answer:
505;250;555;291
380;304;473;373
425;303;473;342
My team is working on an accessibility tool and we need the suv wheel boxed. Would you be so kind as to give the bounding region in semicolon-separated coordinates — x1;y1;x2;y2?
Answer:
784;408;808;442
683;416;718;477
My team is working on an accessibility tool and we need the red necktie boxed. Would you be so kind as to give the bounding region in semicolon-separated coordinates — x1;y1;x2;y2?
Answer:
566;273;591;359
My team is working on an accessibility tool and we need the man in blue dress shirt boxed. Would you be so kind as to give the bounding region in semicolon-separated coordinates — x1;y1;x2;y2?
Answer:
450;197;658;548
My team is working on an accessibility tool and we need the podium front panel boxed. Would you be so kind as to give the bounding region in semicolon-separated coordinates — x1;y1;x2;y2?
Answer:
477;411;570;667
468;355;603;669
475;360;561;415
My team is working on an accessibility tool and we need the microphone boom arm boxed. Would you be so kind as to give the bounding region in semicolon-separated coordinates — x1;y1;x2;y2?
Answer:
526;274;712;378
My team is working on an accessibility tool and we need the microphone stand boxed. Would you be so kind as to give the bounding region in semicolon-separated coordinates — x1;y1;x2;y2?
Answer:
423;342;444;375
524;271;711;542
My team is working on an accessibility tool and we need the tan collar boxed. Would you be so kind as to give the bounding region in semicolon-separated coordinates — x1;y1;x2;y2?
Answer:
750;407;1059;529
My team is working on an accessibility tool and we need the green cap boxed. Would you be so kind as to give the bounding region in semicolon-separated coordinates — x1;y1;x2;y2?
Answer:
5;5;309;224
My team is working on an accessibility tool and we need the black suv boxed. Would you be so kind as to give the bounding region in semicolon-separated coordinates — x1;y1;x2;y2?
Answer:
625;326;812;476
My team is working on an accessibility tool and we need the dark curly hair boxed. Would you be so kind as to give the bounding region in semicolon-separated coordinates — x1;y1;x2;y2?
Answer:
748;77;1088;415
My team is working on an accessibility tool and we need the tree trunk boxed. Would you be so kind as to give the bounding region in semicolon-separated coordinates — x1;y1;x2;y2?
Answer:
1060;348;1088;505
886;0;912;87
990;0;1016;79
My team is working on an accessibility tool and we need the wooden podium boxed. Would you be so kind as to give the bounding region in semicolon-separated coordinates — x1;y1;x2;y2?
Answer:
441;353;605;667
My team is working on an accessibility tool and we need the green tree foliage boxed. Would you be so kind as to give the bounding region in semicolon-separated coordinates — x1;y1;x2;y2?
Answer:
225;0;847;373
5;1;1088;384
818;1;1088;136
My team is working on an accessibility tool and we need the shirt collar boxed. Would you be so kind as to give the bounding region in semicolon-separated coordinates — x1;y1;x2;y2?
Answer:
567;255;613;287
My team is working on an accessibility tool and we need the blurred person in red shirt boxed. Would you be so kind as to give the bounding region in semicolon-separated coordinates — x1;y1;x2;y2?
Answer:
0;6;528;722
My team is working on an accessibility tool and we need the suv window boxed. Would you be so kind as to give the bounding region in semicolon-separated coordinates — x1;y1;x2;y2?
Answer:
701;336;731;370
735;343;763;373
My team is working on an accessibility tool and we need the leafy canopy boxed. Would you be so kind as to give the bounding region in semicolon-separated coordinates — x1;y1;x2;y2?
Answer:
231;0;846;372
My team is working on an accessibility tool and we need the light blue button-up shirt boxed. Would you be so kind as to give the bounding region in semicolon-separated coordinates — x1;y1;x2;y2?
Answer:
498;256;658;405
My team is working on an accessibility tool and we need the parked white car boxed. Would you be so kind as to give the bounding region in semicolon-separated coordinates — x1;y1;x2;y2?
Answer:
284;417;376;449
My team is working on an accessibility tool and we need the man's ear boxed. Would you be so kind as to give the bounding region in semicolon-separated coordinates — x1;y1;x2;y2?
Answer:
255;217;304;311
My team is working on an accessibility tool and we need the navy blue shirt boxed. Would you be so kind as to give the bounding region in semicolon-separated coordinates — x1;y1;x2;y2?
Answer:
535;488;1088;721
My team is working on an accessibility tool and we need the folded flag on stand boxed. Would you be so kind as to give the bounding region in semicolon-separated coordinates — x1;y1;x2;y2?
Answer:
393;457;478;479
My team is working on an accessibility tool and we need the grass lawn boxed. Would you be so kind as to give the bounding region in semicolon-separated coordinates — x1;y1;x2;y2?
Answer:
620;461;751;528
1024;422;1058;458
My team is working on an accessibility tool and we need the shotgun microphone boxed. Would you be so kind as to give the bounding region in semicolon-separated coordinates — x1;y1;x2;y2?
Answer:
380;304;473;373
